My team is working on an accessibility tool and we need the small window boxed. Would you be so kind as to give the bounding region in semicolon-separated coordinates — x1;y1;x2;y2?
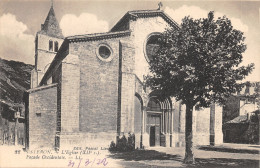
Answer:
54;41;58;52
99;46;111;59
96;44;114;62
36;113;41;117
49;40;53;51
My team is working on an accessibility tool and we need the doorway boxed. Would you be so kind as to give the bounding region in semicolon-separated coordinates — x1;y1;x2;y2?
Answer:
150;126;160;146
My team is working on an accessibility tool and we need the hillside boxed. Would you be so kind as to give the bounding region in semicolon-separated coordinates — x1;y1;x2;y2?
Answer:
0;58;33;145
0;58;34;104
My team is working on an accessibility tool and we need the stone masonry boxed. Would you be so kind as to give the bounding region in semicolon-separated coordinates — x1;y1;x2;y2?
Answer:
26;6;223;149
27;84;57;149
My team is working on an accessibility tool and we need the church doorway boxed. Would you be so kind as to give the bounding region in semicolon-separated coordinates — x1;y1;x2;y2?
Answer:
149;125;160;146
147;98;162;146
146;94;172;147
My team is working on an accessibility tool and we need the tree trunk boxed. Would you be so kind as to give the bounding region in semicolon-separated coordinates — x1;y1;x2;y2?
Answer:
184;103;195;164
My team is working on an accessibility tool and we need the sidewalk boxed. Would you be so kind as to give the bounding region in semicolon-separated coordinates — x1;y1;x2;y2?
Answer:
197;143;260;154
1;144;259;168
147;143;260;160
217;143;260;150
108;145;260;168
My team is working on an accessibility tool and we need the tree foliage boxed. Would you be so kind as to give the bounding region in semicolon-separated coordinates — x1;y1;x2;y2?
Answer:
254;82;260;110
146;11;254;108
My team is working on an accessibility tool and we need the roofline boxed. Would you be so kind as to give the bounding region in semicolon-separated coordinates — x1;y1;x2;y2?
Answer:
36;31;64;39
66;30;131;43
111;10;180;32
39;30;131;86
0;99;23;108
27;83;58;93
110;12;131;32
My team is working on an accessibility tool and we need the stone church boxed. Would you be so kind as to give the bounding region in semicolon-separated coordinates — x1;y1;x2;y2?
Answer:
25;4;223;149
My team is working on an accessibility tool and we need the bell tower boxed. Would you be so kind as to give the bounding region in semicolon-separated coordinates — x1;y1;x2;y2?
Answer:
31;1;64;88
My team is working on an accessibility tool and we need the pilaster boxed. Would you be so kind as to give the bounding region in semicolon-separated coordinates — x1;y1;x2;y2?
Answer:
210;104;223;145
61;54;80;132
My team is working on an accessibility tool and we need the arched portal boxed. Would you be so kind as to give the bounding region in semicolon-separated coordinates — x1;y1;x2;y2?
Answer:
145;94;172;147
147;97;161;146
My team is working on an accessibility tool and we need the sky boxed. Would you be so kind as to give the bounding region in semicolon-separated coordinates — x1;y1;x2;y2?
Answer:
0;0;259;82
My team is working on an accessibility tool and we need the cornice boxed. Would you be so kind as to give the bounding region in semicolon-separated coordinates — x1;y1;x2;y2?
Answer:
66;31;131;43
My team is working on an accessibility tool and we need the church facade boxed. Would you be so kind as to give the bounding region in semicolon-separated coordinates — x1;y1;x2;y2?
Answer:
25;5;223;149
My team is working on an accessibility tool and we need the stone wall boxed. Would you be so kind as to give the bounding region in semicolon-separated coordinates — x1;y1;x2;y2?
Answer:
194;107;211;146
37;33;64;55
28;84;57;149
60;54;80;132
130;16;173;82
35;33;63;83
69;37;131;145
119;16;172;148
52;65;62;133
210;104;223;145
170;101;217;147
119;39;136;134
30;69;38;88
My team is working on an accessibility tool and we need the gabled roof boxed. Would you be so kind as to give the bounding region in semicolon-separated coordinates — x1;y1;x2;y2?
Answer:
38;9;178;86
38;6;64;39
111;9;179;32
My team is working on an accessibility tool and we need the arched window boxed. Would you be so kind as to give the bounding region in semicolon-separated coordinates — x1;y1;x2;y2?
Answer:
54;41;58;52
49;40;53;51
145;33;162;63
147;98;161;112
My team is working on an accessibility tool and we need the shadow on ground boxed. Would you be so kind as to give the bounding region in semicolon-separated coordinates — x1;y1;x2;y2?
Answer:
192;158;259;168
198;146;259;154
108;149;182;161
108;150;260;168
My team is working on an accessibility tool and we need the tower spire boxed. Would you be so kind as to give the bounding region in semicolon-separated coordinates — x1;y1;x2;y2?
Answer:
39;0;63;38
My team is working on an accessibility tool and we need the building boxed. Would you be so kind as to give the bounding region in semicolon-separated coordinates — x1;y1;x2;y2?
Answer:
223;82;260;144
25;4;223;149
0;100;25;146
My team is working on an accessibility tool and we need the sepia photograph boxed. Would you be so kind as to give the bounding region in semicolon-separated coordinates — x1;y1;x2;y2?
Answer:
0;0;259;167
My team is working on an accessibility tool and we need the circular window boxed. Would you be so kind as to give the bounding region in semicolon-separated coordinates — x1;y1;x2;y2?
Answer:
144;33;162;62
99;46;111;59
96;44;114;62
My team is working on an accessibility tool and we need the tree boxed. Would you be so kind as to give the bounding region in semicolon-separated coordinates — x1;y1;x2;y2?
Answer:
254;82;260;110
145;11;254;164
